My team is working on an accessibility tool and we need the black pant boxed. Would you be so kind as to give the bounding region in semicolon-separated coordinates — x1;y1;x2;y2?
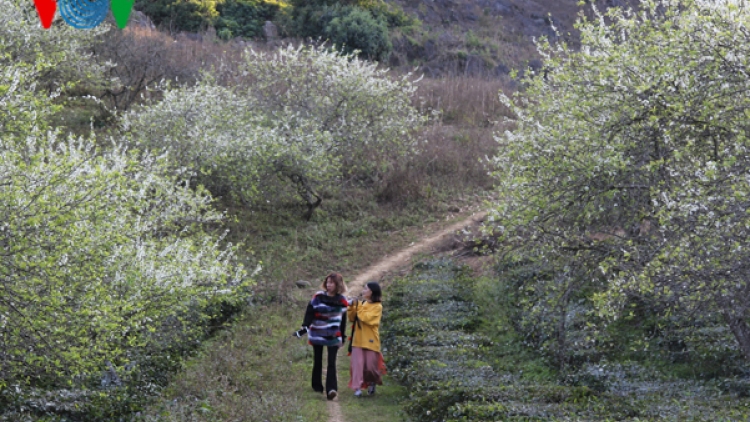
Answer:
312;344;339;393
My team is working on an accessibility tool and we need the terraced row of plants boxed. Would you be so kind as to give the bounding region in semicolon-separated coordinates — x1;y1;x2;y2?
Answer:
383;260;750;421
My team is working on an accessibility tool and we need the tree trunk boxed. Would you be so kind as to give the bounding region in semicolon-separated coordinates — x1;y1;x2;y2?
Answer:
289;173;321;221
555;276;575;372
723;311;750;361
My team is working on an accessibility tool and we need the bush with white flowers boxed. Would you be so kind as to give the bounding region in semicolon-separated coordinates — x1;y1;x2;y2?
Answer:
492;0;750;362
0;0;250;403
0;135;248;385
125;44;426;216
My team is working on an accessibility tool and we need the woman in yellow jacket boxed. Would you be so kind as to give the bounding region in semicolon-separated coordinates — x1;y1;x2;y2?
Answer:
347;281;386;397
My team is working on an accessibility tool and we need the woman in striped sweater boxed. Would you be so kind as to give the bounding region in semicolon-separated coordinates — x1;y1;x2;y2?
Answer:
293;272;348;400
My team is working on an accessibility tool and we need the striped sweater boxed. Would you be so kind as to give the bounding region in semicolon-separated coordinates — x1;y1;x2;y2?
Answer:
302;291;349;347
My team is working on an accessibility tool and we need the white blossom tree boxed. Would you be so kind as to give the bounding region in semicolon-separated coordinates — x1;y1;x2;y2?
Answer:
0;0;250;398
125;44;426;218
492;0;750;362
0;0;112;124
0;136;248;386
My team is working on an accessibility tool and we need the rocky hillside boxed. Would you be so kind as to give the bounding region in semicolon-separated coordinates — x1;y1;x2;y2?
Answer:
388;0;640;78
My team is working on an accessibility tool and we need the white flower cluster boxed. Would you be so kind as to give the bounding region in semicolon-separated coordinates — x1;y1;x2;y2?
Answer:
125;44;427;204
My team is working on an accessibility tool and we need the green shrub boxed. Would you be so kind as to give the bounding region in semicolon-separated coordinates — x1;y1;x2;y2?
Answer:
279;4;390;61
215;0;282;39
323;5;391;61
135;0;219;32
383;259;750;420
279;0;417;62
284;0;417;28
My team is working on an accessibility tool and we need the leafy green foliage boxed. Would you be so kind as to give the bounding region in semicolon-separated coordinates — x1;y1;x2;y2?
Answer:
278;0;417;61
135;0;416;62
284;0;414;26
1;98;251;422
280;3;391;61
135;0;282;35
384;261;503;420
167;0;220;32
215;0;282;39
1;134;246;382
135;0;219;32
322;5;391;61
492;0;750;363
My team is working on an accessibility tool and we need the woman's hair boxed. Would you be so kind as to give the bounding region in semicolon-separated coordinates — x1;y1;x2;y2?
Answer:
321;272;347;295
366;281;382;302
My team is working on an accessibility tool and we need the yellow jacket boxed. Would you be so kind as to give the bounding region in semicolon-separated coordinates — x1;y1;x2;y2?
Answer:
347;300;382;352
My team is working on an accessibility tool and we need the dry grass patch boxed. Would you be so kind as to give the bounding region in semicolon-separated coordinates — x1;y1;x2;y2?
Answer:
416;76;512;126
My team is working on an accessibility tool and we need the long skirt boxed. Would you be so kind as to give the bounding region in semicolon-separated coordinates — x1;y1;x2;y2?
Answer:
348;346;387;390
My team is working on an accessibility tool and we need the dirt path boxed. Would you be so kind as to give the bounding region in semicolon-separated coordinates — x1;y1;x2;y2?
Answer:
326;209;488;422
347;210;488;296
